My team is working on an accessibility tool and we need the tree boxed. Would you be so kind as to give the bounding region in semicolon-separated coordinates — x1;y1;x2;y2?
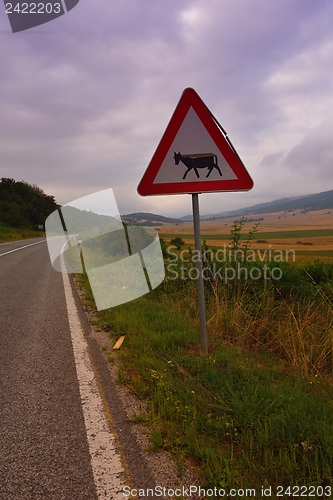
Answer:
0;178;59;229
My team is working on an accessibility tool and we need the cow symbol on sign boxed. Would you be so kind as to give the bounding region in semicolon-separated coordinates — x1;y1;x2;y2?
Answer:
173;152;223;179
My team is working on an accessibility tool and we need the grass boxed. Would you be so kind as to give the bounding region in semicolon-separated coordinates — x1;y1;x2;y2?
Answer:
75;259;333;494
0;223;44;243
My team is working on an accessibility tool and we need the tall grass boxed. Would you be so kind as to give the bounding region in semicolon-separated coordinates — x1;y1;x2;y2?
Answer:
205;278;333;376
0;223;43;242
74;223;333;494
76;264;333;492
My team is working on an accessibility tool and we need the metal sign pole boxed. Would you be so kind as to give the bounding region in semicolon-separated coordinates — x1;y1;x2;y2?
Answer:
191;193;208;355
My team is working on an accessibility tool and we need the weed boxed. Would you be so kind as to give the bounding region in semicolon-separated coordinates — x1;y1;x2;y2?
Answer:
147;429;164;452
130;411;151;424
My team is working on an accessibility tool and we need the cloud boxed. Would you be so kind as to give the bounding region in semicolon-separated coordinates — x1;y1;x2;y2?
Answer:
0;0;333;216
255;117;333;201
260;151;286;168
283;119;333;177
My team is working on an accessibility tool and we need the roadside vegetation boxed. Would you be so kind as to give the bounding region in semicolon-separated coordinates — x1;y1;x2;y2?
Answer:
75;218;333;495
0;178;58;241
0;222;44;243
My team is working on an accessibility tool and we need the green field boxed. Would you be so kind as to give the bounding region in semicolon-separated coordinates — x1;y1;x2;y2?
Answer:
295;249;333;263
160;229;333;241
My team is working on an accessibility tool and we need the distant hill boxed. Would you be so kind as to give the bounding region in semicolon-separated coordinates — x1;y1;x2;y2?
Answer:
121;212;184;226
181;189;333;221
46;204;121;236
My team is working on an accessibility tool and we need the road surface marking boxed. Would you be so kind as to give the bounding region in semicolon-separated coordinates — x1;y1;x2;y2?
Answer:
61;257;126;499
0;240;45;257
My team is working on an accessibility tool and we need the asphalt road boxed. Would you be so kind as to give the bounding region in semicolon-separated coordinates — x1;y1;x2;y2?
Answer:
0;238;158;500
0;238;99;499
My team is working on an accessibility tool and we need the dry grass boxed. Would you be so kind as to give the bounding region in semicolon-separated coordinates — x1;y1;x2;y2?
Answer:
161;209;333;234
206;280;333;376
159;209;333;262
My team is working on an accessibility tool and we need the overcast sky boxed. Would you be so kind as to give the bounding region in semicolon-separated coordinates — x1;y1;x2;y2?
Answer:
1;0;333;217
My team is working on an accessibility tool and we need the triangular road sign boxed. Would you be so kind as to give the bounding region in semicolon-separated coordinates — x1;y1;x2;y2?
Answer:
138;88;254;196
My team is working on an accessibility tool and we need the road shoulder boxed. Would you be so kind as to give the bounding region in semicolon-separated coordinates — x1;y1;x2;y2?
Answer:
69;274;201;496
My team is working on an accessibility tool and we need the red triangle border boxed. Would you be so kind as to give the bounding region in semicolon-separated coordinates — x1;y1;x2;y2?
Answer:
137;88;254;196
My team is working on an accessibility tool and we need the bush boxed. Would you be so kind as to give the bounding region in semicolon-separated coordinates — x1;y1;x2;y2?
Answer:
169;236;185;250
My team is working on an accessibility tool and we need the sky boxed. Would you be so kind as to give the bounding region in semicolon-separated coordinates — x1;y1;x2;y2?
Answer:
1;0;333;218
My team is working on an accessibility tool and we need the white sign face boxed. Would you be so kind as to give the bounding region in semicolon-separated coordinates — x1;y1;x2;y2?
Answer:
152;107;238;185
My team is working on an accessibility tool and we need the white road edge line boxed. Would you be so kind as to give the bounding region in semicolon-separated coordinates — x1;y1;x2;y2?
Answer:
61;259;126;499
0;239;45;257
